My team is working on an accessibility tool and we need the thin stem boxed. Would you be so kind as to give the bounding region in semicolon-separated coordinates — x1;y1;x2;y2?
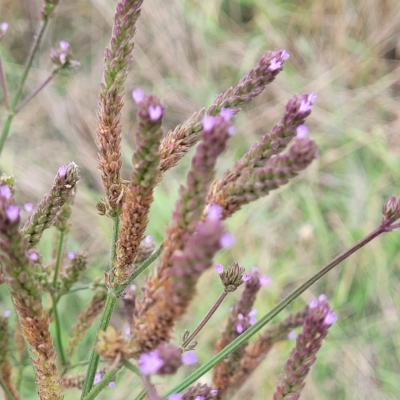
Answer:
122;360;142;377
51;294;67;366
0;57;9;109
80;216;120;398
112;244;163;296
52;230;65;288
61;359;90;376
82;367;120;400
134;389;147;400
182;291;228;348
15;71;57;113
0;17;49;157
165;225;386;396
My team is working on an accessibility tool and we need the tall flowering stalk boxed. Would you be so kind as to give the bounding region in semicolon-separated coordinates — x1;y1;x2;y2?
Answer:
158;49;289;178
130;115;232;355
96;0;143;211
113;92;164;286
0;187;62;400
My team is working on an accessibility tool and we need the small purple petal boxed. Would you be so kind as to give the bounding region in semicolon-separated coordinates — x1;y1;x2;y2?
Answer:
59;53;67;64
139;351;164;375
59;40;70;50
281;50;290;60
296;124;308;139
268;58;282;71
195;397;205;400
318;294;327;302
0;185;11;199
309;299;318;309
24;202;33;212
324;311;337;326
259;274;271;286
68;252;75;260
220;108;233;121
241;273;251;282
214;264;224;274
308;93;317;104
108;381;115;388
144;235;153;245
132;88;144;103
207;204;222;221
228;126;236;136
211;389;218;396
58;165;67;177
29;252;39;261
168;394;183;400
248;309;257;317
236;323;244;334
181;351;197;365
1;22;8;34
237;313;244;320
6;205;19;222
249;316;257;325
288;331;297;340
148;105;163;121
4;310;11;318
251;266;259;273
220;233;234;248
202;115;215;131
298;98;313;114
94;373;102;385
124;326;131;335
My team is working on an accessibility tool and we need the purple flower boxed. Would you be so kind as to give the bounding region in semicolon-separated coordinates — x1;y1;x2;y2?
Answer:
259;274;271;286
58;165;67;177
220;108;233;121
0;185;11;199
324;311;337;326
248;309;257;325
6;205;19;222
288;331;297;340
1;22;8;35
228;126;236;136
220;233;234;248
59;40;70;50
309;299;318;309
93;373;102;385
214;264;224;274
195;397;205;400
211;389;218;396
241;273;251;282
202;115;215;131
281;50;290;60
24;202;33;212
207;204;222;221
181;351;197;365
148;105;163;121
168;394;183;400
67;252;75;260
138;350;165;375
4;310;10;318
144;235;153;245
318;294;327;302
296;124;308;139
268;57;282;71
132;88;144;103
108;381;115;388
29;252;39;261
308;93;317;104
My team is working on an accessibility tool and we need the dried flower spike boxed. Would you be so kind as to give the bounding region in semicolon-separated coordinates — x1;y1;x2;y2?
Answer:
22;162;80;248
96;0;144;210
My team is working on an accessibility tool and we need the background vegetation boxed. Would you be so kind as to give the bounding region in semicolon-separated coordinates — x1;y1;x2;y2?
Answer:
0;0;399;399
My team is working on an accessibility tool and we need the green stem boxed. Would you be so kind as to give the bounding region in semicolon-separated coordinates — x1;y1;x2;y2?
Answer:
0;18;49;157
182;291;227;348
165;225;386;396
52;230;65;288
80;216;120;398
122;360;142;377
113;244;162;296
51;294;67;366
134;389;147;400
82;367;119;400
0;377;15;400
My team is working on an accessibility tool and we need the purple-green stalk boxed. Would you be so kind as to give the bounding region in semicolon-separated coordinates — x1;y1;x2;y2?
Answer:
96;0;143;211
22;162;80;249
159;49;290;176
113;93;163;286
0;190;62;400
273;296;336;400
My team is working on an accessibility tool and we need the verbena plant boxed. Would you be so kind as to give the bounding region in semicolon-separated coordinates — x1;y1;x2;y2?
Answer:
0;1;399;399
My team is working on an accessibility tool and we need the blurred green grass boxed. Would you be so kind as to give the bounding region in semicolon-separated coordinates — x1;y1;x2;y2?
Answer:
1;0;400;399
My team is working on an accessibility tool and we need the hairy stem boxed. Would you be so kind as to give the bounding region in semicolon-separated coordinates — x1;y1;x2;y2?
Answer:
51;294;67;367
